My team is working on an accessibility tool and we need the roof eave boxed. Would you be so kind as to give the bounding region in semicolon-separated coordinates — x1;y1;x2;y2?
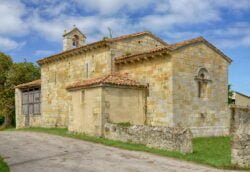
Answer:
171;39;233;64
115;48;170;65
37;41;109;65
66;83;147;91
15;80;41;89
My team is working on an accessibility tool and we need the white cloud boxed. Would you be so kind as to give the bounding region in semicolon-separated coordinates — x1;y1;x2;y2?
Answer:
139;0;220;32
0;0;28;36
29;14;137;42
212;0;250;10
0;37;26;50
74;0;154;15
1;0;250;52
205;22;250;48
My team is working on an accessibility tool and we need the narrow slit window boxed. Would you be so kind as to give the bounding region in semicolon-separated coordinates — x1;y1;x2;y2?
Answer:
80;90;85;104
85;63;89;78
196;68;210;99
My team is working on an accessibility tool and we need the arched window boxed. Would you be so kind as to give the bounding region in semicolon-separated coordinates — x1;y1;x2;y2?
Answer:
72;35;79;48
196;68;211;98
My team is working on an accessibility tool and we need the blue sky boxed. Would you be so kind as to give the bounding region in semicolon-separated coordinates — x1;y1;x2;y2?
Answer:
0;0;249;95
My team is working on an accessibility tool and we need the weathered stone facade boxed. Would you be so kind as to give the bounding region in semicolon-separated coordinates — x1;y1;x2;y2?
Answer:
15;28;232;140
171;44;230;136
104;123;193;153
117;56;174;126
231;106;250;168
41;48;111;128
232;92;250;107
68;85;146;136
110;35;165;58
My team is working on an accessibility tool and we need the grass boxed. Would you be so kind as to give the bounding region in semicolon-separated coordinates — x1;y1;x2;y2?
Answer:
0;156;9;172
116;122;131;127
4;127;248;170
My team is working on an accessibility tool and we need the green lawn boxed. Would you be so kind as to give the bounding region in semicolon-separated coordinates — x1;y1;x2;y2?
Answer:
5;127;246;170
0;156;9;172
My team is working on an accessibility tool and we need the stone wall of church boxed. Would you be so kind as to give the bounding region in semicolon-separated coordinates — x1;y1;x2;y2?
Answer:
103;86;146;125
15;88;25;128
40;47;111;127
116;56;174;127
111;35;165;59
172;43;230;137
68;87;103;136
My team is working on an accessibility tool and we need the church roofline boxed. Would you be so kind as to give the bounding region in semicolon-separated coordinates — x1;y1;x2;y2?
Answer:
234;91;250;99
37;33;231;66
66;73;147;91
37;40;108;65
168;36;232;63
115;46;171;64
15;79;41;89
115;36;232;65
37;31;167;65
63;27;86;38
108;31;168;45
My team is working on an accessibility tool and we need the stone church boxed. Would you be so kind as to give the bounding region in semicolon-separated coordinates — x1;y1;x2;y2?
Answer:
15;27;232;137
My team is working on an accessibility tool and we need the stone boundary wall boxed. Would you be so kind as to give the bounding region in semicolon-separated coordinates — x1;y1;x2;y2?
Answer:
104;123;193;153
231;106;250;168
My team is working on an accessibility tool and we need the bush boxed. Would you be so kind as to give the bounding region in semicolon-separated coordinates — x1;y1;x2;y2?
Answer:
0;116;4;125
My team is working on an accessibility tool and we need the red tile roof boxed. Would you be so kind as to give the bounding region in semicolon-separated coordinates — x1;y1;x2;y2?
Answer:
115;46;170;64
15;79;41;89
108;31;167;45
167;36;232;63
37;31;167;65
115;36;232;64
66;74;146;90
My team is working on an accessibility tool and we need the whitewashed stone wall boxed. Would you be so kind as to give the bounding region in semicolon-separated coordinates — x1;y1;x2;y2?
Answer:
104;123;193;153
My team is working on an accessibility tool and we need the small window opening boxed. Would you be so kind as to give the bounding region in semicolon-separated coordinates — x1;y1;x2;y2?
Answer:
85;63;89;78
196;68;210;98
80;90;85;104
72;35;79;48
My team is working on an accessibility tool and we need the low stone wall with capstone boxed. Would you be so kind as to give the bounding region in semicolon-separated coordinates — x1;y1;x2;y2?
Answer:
231;106;250;168
104;123;193;153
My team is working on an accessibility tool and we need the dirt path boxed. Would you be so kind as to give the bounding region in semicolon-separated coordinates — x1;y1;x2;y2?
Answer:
0;131;238;172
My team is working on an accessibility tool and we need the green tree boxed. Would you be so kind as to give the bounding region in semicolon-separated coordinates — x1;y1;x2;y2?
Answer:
228;84;234;104
0;53;13;118
0;52;40;128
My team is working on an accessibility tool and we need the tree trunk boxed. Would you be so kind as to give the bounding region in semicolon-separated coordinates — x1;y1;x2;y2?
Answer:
0;114;12;129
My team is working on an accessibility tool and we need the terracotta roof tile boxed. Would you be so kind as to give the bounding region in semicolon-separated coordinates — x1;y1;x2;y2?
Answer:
167;36;232;63
37;31;167;65
15;79;41;89
115;36;232;64
115;46;170;64
107;31;167;45
66;74;146;90
167;37;204;50
37;40;107;65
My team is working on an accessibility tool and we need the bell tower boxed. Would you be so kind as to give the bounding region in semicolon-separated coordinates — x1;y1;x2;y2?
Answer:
63;26;86;51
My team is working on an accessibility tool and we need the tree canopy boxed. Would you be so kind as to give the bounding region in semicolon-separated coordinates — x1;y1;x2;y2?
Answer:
0;52;40;128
